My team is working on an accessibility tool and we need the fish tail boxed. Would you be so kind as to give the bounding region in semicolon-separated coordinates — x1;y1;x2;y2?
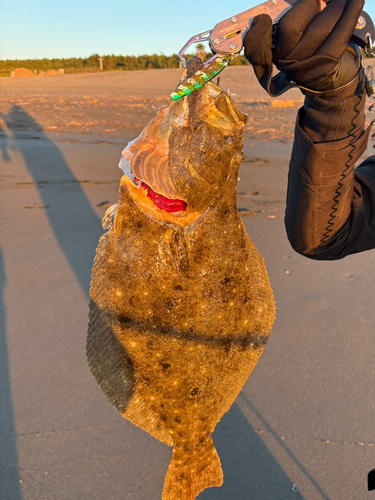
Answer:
162;435;223;500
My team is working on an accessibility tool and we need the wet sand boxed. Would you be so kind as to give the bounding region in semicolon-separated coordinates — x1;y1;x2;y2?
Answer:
1;67;375;500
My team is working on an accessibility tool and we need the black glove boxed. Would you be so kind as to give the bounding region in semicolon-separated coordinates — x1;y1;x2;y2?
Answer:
244;0;364;95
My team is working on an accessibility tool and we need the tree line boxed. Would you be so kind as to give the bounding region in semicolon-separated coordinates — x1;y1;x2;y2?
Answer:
0;52;250;76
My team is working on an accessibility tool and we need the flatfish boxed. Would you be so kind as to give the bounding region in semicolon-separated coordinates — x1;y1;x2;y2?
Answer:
87;58;275;499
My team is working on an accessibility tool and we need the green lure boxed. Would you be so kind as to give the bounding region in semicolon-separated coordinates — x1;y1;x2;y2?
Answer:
170;57;229;101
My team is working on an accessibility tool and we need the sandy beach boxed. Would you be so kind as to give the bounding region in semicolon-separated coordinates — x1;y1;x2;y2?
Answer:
1;66;375;500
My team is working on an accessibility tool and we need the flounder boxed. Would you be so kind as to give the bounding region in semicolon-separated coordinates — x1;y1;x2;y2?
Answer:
87;59;275;500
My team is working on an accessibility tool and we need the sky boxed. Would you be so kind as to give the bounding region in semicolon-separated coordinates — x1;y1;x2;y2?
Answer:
1;0;375;60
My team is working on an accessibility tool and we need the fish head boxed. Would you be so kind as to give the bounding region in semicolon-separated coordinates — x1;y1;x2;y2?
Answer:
121;81;247;226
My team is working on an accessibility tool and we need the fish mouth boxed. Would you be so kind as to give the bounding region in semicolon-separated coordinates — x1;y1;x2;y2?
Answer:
133;177;187;213
119;155;200;227
120;155;189;214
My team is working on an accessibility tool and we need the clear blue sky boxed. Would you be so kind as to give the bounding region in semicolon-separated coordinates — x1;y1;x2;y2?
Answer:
1;0;375;60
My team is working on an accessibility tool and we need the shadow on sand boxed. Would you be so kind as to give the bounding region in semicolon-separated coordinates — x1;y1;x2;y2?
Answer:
239;393;332;500
0;249;22;500
198;401;306;500
0;107;104;500
0;124;11;162
3;105;104;298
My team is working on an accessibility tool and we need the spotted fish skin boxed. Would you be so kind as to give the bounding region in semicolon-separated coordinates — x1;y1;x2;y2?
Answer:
87;78;275;500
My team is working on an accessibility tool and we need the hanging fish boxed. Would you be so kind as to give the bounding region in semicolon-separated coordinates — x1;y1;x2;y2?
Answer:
87;58;275;500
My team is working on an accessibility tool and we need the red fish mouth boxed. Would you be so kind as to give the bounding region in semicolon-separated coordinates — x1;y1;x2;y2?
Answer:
133;177;187;213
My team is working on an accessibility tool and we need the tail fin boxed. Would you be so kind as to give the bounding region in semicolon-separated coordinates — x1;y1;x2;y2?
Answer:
162;435;223;500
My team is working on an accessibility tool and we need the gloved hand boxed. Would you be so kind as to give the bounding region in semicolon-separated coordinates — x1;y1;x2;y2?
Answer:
244;0;364;95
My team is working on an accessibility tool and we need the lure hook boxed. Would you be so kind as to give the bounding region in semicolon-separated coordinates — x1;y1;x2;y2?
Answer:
150;99;171;110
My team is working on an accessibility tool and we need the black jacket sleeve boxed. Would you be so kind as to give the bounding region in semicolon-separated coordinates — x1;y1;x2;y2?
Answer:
284;70;375;260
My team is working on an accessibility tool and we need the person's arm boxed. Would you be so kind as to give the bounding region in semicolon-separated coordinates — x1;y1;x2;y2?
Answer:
244;0;375;259
285;69;375;259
